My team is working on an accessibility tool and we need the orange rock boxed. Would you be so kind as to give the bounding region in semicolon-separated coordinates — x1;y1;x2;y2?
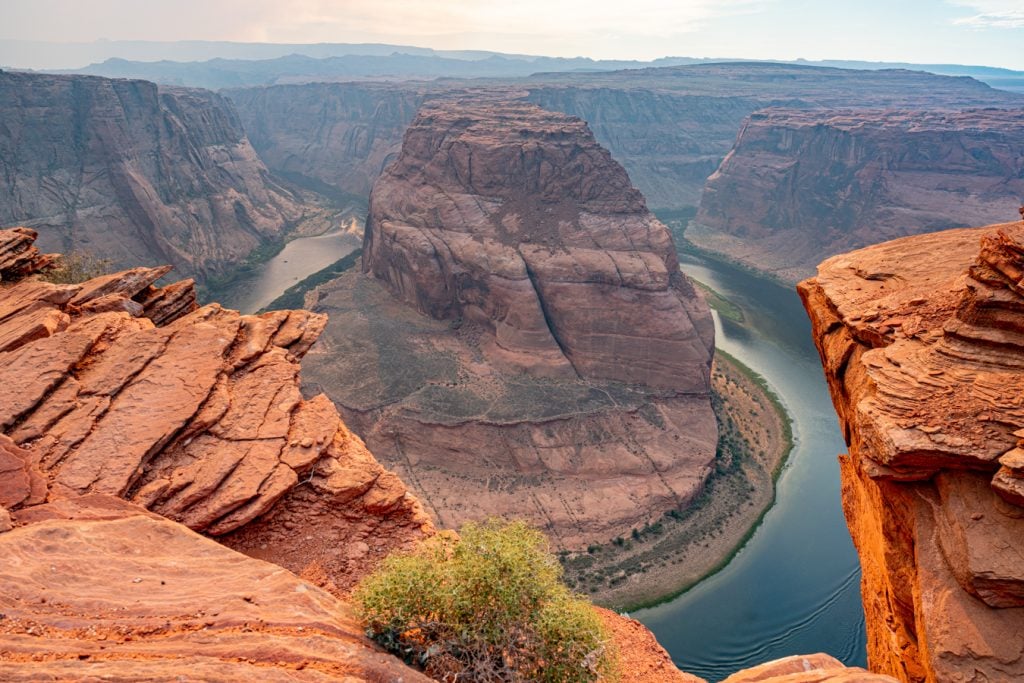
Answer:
0;495;431;682
800;221;1024;681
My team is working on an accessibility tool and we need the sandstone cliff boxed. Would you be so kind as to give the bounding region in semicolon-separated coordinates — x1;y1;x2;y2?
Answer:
800;220;1024;681
0;71;303;281
227;82;426;200
304;100;719;549
696;108;1024;282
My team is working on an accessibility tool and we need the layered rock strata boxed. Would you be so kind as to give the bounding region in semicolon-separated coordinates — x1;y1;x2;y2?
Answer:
0;71;303;281
0;227;432;592
305;100;717;547
0;495;432;682
800;220;1024;681
697;108;1024;282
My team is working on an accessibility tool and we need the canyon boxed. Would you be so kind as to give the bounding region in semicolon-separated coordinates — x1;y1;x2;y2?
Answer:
227;62;1022;211
696;108;1024;282
0;227;890;682
302;99;720;551
0;70;305;282
800;219;1024;681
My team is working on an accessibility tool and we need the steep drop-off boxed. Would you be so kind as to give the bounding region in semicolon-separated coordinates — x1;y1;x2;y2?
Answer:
303;100;719;551
697;108;1024;282
0;70;303;281
227;82;427;200
800;219;1024;681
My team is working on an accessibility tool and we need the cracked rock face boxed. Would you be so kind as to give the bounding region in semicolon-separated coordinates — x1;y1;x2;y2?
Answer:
304;100;717;548
0;227;432;595
799;220;1024;681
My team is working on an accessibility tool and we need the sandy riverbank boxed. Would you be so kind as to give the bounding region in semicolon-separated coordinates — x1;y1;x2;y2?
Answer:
560;349;793;611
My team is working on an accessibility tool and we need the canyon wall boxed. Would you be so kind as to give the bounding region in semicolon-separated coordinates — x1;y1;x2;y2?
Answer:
800;220;1024;681
696;108;1024;282
303;99;719;549
226;82;427;200
0;71;303;281
227;63;1021;214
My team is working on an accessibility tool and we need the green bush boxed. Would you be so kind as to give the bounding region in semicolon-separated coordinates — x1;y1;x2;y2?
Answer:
354;519;617;682
41;251;113;284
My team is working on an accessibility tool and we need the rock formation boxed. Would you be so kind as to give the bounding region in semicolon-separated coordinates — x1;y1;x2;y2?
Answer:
0;227;432;592
697;108;1024;282
0;226;891;682
0;70;303;282
800;219;1024;681
304;100;718;548
0;495;433;682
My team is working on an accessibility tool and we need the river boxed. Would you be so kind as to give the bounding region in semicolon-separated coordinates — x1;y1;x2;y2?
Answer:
634;252;867;681
216;229;361;314
224;228;868;680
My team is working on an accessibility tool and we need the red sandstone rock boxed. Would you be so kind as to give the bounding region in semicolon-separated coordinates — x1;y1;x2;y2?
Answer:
363;100;714;390
305;101;717;547
0;228;432;592
721;654;894;682
0;495;432;681
800;220;1024;681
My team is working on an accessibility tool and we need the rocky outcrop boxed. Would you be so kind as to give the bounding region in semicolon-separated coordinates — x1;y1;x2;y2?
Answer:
227;82;426;200
697;108;1024;282
304;100;718;548
799;220;1024;681
0;495;433;682
363;100;714;390
0;227;431;593
0;71;303;281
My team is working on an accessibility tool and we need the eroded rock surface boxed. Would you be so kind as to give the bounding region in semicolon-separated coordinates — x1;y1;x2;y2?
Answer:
799;220;1024;681
0;227;432;592
0;495;432;682
697;108;1024;282
0;71;303;281
305;100;717;547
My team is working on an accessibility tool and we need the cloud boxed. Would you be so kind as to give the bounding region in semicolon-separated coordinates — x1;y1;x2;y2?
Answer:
949;0;1024;28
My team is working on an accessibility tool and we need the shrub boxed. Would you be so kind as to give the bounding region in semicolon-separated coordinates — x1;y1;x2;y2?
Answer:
41;251;113;284
354;519;616;682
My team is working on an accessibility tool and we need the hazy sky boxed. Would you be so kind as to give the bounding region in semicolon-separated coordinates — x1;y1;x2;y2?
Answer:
3;0;1024;69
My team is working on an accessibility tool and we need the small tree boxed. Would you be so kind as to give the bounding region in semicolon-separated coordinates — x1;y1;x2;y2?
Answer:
41;251;113;284
354;519;616;682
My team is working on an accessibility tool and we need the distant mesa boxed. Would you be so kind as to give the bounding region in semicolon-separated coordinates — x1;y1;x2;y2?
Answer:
694;108;1024;282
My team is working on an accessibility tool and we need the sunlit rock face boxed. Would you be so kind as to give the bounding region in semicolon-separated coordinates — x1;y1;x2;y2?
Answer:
800;219;1024;681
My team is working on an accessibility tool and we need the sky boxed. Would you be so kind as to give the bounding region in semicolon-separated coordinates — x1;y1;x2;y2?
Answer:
2;0;1023;70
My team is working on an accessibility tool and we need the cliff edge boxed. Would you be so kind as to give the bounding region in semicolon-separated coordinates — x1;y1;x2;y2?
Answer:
799;219;1024;681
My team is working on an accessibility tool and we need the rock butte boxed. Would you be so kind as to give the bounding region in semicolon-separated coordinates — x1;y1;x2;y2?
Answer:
0;70;302;281
800;219;1024;681
696;108;1024;283
0;226;888;681
304;99;719;548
